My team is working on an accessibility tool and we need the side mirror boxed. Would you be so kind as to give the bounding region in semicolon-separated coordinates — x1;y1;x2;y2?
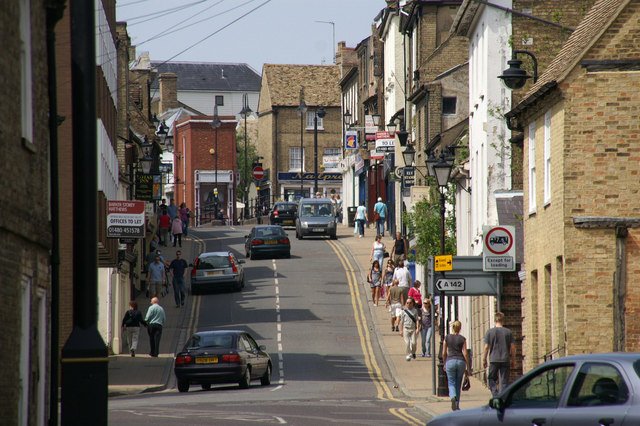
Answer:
259;345;266;351
489;397;505;412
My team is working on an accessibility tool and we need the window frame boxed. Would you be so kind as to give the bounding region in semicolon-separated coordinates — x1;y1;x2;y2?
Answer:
442;97;457;115
306;110;324;130
528;122;537;214
543;110;551;205
215;95;224;106
289;146;305;172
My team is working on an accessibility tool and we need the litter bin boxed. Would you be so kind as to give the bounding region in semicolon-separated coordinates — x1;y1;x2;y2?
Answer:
347;206;357;227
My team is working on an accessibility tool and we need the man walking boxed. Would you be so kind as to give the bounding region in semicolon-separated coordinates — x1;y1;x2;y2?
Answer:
169;251;188;307
390;232;409;264
400;298;420;361
393;259;412;303
167;198;178;221
145;297;166;357
146;254;166;298
483;312;515;396
373;197;387;237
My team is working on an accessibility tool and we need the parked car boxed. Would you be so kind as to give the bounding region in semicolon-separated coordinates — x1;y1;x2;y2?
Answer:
269;202;298;227
245;225;291;259
295;198;337;240
174;330;272;392
427;353;640;426
189;251;245;294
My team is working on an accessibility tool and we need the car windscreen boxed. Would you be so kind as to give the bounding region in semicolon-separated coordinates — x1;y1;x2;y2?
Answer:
197;255;230;269
186;334;234;350
299;203;333;217
255;227;285;238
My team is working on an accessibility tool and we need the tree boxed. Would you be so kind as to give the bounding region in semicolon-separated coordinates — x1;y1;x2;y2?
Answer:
236;127;258;202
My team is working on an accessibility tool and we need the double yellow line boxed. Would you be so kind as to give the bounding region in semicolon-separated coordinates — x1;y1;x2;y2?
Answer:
327;240;421;426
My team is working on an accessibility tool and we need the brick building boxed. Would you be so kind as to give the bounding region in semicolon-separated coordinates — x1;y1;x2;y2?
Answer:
506;0;640;370
256;65;343;203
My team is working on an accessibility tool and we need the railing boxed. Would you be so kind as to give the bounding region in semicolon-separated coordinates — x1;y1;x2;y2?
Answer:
542;345;566;362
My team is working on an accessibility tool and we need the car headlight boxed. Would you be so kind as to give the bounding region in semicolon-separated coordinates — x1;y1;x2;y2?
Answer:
302;221;308;228
328;221;335;227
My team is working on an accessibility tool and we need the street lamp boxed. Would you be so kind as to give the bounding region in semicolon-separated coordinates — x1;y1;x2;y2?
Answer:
430;149;454;397
313;106;326;194
402;144;416;166
297;88;307;199
211;104;222;222
498;50;538;90
386;119;397;134
139;136;153;174
239;93;252;219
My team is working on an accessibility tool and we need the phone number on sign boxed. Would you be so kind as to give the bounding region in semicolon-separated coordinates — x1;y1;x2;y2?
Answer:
107;226;143;237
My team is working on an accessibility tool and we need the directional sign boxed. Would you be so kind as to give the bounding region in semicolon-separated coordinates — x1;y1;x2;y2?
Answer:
107;201;145;238
252;166;265;180
436;278;465;292
428;256;499;296
435;254;453;271
483;225;516;271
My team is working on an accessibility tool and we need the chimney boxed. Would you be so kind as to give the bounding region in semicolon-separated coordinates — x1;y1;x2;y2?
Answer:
158;72;178;113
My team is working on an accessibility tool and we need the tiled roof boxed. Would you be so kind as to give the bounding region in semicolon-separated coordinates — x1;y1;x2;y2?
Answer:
524;0;629;97
261;64;341;107
150;61;261;92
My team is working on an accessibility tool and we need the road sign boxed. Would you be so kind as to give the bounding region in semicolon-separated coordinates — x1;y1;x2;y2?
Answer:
252;166;265;180
428;256;499;296
107;200;145;238
436;278;465;292
483;225;516;271
435;254;453;271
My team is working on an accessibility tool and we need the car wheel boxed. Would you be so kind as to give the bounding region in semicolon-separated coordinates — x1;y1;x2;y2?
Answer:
296;230;301;240
201;383;211;391
249;250;255;260
260;364;272;386
239;367;251;389
177;379;189;393
330;233;337;240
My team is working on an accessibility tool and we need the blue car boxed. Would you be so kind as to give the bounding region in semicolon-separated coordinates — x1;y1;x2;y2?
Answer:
244;225;291;259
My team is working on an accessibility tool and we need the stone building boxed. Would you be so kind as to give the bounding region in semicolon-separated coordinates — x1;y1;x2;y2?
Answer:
256;65;342;203
505;0;640;370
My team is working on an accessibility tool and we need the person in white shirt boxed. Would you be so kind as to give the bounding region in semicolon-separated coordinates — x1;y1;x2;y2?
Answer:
393;260;412;302
355;201;368;238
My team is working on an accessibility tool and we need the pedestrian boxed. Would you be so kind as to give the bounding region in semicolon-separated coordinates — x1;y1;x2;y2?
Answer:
393;259;412;302
367;260;382;306
335;194;343;222
179;202;190;236
315;191;322;198
121;301;145;357
399;297;420;361
158;208;171;246
169;250;189;308
146;254;166;298
145;297;166;357
380;259;395;300
171;215;183;247
482;311;515;396
420;298;433;357
385;278;404;332
390;232;409;264
373;197;387;237
355;201;368;238
443;320;471;411
167;198;178;221
408;280;423;310
370;234;386;266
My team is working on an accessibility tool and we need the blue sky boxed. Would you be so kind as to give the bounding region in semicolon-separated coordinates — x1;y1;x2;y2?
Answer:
116;0;387;73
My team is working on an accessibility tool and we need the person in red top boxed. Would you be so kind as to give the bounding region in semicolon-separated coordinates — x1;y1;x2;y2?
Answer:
158;208;171;246
408;280;423;310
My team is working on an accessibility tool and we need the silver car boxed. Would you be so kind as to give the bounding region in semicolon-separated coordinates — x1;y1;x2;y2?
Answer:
295;198;337;240
190;251;245;294
428;353;640;426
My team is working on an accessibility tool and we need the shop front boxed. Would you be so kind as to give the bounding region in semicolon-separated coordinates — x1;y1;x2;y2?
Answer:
277;172;342;202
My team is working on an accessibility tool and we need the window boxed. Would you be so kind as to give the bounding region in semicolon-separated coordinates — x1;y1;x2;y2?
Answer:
567;363;629;407
215;95;224;106
20;0;33;145
528;122;537;213
543;111;551;204
442;97;457;115
508;365;574;409
306;110;324;130
289;147;304;171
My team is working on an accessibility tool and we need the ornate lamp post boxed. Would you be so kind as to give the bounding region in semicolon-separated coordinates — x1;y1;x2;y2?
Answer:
313;106;326;195
210;104;221;222
239;93;252;219
297;88;307;199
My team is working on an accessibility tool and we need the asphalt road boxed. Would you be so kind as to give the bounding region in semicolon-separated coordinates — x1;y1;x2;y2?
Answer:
109;225;429;425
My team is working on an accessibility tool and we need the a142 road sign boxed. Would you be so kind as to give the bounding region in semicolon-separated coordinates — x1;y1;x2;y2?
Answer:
435;278;466;292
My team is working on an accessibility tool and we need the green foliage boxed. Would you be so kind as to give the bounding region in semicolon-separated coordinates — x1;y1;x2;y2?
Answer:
404;185;457;265
236;128;258;201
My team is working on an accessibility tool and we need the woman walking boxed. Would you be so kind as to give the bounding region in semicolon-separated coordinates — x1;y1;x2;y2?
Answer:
179;202;190;236
370;235;386;266
380;259;394;300
171;215;183;247
443;320;471;411
420;298;432;357
121;301;146;357
367;260;382;306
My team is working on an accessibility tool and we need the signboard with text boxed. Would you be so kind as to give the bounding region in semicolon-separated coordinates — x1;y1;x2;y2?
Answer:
135;173;162;201
375;131;395;153
482;225;516;271
107;201;145;238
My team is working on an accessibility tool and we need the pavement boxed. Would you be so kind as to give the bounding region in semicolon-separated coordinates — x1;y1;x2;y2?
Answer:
107;221;492;419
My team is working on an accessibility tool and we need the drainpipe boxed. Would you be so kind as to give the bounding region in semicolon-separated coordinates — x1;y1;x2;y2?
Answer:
614;225;628;351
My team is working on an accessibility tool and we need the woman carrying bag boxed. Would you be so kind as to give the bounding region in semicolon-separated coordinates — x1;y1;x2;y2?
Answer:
367;260;382;306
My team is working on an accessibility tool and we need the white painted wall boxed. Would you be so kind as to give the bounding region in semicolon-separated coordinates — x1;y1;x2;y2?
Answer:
173;91;259;117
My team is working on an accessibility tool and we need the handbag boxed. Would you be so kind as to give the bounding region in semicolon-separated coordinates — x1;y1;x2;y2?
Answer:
372;212;380;221
383;250;390;258
462;374;471;391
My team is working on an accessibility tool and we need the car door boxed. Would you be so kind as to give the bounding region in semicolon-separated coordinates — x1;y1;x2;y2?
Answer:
553;362;630;426
245;229;254;254
480;363;575;426
246;334;268;375
239;334;261;378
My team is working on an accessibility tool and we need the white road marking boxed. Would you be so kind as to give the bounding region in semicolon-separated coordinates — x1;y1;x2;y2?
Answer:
273;260;284;391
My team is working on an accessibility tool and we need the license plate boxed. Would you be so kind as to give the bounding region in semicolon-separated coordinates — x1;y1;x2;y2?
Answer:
312;228;324;232
284;220;293;225
266;240;277;245
195;356;218;364
205;270;223;276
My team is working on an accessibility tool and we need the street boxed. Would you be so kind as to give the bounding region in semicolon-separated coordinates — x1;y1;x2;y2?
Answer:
109;226;429;425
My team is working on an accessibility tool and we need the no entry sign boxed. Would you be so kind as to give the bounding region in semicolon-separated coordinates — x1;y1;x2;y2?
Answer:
482;225;516;271
252;166;265;180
